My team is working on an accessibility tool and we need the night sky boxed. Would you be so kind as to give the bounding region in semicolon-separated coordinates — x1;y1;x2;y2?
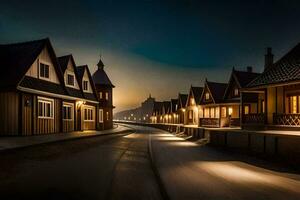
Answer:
1;0;300;112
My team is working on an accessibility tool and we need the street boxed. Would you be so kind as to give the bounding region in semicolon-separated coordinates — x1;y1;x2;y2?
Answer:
1;125;300;200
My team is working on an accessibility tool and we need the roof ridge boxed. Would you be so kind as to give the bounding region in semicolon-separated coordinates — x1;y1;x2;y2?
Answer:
0;38;49;46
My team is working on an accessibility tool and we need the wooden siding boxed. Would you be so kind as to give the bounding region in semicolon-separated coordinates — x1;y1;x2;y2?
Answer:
0;92;19;135
63;120;74;132
22;94;33;135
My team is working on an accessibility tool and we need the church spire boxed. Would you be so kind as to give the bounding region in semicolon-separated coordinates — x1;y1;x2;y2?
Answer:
97;54;104;70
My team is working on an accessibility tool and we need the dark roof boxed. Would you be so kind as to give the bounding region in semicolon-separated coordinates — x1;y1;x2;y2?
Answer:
0;38;65;91
153;101;163;114
57;55;70;72
67;87;83;98
163;101;171;114
19;76;65;95
247;43;300;88
77;65;98;101
171;99;178;112
92;60;115;87
191;86;203;104
206;81;228;103
233;69;261;88
178;93;188;108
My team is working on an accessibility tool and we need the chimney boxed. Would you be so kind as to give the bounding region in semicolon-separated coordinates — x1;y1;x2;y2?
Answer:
246;66;253;73
264;47;273;70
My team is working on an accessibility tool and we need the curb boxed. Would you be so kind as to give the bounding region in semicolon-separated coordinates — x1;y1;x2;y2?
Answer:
0;126;135;153
148;132;170;200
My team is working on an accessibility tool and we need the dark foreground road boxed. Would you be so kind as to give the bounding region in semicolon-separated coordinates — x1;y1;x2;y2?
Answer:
1;125;300;200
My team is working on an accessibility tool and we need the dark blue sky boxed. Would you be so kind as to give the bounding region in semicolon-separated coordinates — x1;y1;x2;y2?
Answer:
1;0;300;111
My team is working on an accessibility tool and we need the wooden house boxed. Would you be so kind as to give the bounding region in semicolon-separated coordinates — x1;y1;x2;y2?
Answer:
77;65;99;131
162;101;171;123
222;67;261;127
185;86;203;126
199;80;227;128
177;93;188;124
151;101;163;123
92;59;115;130
242;46;300;130
0;38;114;136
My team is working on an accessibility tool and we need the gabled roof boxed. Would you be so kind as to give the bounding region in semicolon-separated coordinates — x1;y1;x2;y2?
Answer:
57;54;84;99
247;43;300;88
205;81;227;103
178;93;188;109
153;101;163;114
77;65;98;101
0;38;65;92
224;68;261;99
190;86;203;105
171;99;178;112
92;59;115;88
163;101;171;114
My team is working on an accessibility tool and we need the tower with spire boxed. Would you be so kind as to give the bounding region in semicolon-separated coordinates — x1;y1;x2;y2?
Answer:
92;56;115;130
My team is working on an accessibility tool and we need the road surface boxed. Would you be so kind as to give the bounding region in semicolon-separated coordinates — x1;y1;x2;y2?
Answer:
0;124;300;200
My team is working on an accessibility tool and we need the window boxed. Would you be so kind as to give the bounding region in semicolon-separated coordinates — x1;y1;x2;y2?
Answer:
84;107;93;121
204;108;209;118
215;107;220;118
106;111;109;120
105;92;109;100
39;63;50;79
190;98;195;105
221;107;227;118
290;96;297;114
67;74;75;86
38;97;53;118
83;80;89;91
63;103;73;120
188;110;193;120
234;88;239;96
244;105;249;115
205;92;210;100
210;107;215;118
99;109;103;122
228;107;233;116
99;92;103;99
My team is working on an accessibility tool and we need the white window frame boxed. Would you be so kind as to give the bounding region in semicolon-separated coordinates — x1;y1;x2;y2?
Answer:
99;109;104;123
84;106;94;121
37;97;54;119
39;61;51;81
83;80;89;91
105;92;109;100
66;72;75;87
99;92;103;99
234;88;239;96
63;102;74;121
205;92;210;100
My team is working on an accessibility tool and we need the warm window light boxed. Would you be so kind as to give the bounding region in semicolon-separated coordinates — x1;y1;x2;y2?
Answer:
143;117;146;120
191;98;195;105
169;115;172;119
228;107;233;115
182;108;186;112
124;117;127;120
131;113;133;116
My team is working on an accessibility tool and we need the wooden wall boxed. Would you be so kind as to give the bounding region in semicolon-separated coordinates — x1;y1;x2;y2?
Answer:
0;92;19;135
63;120;74;132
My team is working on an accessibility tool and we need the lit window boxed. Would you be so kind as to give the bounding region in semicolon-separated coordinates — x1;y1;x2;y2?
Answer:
38;98;53;118
84;107;93;121
99;92;103;99
204;108;209;118
83;81;88;91
105;92;109;100
205;92;210;100
63;103;73;120
39;63;50;79
190;98;195;105
106;111;109;120
228;107;233;116
244;105;249;115
67;74;75;86
290;96;297;114
262;100;265;113
99;109;103;122
215;107;220;118
221;107;227;118
234;88;239;96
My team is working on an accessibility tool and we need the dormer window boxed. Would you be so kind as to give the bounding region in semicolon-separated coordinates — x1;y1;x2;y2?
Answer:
67;74;75;86
83;80;88;91
205;92;210;100
39;63;50;79
234;88;239;96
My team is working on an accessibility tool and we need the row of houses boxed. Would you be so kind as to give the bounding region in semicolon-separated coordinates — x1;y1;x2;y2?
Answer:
151;44;300;130
0;38;115;136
